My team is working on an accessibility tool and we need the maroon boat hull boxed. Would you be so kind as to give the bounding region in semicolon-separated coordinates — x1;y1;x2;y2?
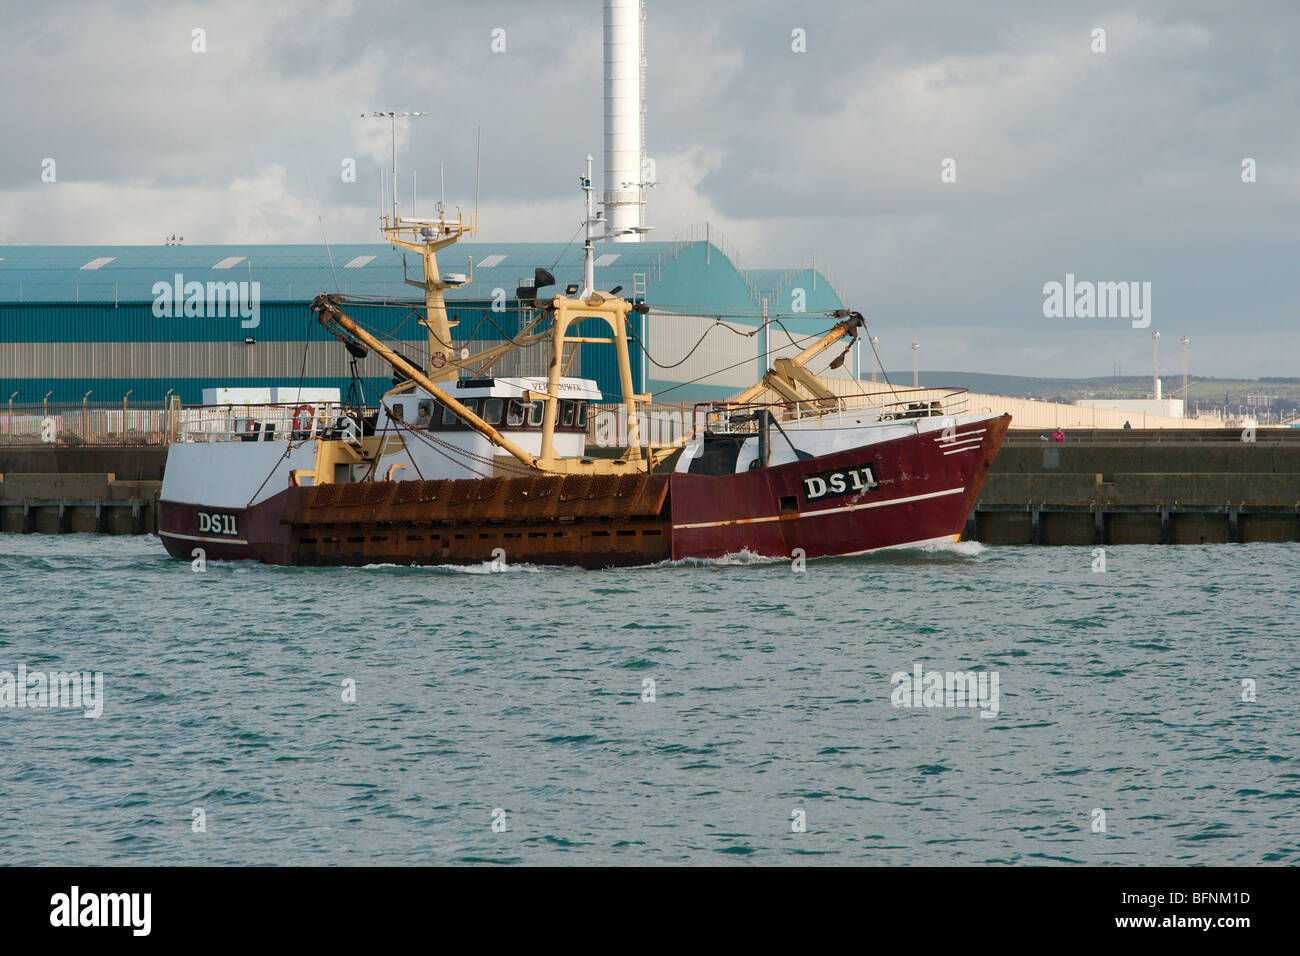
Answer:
670;415;1008;559
158;415;1010;568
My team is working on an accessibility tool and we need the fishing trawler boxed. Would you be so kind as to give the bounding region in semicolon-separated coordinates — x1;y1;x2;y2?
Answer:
156;168;1010;568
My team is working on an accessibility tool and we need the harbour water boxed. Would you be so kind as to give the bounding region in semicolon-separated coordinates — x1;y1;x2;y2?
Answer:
1;535;1296;865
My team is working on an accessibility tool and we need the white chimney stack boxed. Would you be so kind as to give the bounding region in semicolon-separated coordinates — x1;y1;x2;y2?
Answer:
603;0;645;242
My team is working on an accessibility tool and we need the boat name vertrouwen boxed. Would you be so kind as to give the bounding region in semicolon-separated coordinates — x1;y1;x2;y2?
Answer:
1042;273;1151;328
151;273;260;328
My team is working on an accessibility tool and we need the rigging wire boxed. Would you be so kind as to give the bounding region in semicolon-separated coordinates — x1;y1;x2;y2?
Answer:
246;146;347;508
320;291;834;323
380;414;428;482
315;283;896;434
652;325;826;398
398;418;540;478
329;296;554;369
297;142;340;295
548;220;588;275
627;317;761;371
245;304;316;508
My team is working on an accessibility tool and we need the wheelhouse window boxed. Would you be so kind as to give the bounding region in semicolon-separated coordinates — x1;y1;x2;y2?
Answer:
526;401;544;427
561;401;575;427
506;399;526;427
574;401;587;428
441;403;459;426
482;398;504;425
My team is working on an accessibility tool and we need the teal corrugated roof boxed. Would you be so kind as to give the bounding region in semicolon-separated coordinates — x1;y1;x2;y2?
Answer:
745;267;847;315
0;242;690;305
0;241;846;315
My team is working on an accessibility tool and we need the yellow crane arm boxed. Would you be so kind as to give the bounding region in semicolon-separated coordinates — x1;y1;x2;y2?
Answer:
311;295;542;471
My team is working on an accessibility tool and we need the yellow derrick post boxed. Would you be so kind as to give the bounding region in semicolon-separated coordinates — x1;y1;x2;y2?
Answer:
732;311;864;409
772;358;839;408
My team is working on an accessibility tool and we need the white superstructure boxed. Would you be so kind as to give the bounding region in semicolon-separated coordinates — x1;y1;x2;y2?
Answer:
162;376;603;508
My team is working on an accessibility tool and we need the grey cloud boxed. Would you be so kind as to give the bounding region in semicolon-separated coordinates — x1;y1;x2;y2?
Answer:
2;0;1297;377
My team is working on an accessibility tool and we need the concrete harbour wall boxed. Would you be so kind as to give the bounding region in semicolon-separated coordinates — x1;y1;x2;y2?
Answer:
2;432;1299;545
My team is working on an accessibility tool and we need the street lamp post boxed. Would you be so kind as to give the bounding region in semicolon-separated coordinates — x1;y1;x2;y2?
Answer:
870;336;879;384
1152;331;1160;400
912;342;920;388
1180;335;1189;416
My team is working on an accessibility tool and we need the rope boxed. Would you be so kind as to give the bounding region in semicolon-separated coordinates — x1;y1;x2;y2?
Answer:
245;305;316;507
628;317;759;371
653;325;825;398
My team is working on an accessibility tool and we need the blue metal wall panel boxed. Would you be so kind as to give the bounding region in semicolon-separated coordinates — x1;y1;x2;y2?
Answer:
0;239;841;404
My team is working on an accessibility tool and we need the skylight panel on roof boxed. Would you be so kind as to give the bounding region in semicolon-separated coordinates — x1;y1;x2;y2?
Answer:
594;254;620;267
344;255;377;269
212;256;247;269
475;254;507;269
81;257;116;270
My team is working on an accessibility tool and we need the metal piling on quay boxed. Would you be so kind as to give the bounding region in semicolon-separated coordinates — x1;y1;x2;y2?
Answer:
967;428;1300;545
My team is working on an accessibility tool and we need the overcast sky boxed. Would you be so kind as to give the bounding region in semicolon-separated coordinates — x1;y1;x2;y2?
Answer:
2;0;1298;379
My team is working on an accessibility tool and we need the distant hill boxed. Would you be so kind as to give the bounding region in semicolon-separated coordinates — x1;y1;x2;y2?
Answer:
877;372;1300;415
887;371;1063;395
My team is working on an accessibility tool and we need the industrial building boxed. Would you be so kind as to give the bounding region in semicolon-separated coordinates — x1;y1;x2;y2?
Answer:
0;238;849;406
0;0;858;411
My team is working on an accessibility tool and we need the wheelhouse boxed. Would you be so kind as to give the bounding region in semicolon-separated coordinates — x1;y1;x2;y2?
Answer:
378;376;600;437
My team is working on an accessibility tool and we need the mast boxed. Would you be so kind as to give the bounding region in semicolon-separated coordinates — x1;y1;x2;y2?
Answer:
386;217;469;383
581;155;597;298
345;151;663;474
364;109;465;383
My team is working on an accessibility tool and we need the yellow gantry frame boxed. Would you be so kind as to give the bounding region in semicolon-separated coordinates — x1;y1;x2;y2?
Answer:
538;294;647;465
314;296;668;476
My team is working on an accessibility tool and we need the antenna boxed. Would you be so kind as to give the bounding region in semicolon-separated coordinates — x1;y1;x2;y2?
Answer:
474;127;481;230
362;110;427;224
296;141;339;293
581;154;596;297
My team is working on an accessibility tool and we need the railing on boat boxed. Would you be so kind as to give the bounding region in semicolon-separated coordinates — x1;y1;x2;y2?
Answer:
694;386;971;436
174;403;379;443
582;388;970;449
2;401;169;446
584;401;702;449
